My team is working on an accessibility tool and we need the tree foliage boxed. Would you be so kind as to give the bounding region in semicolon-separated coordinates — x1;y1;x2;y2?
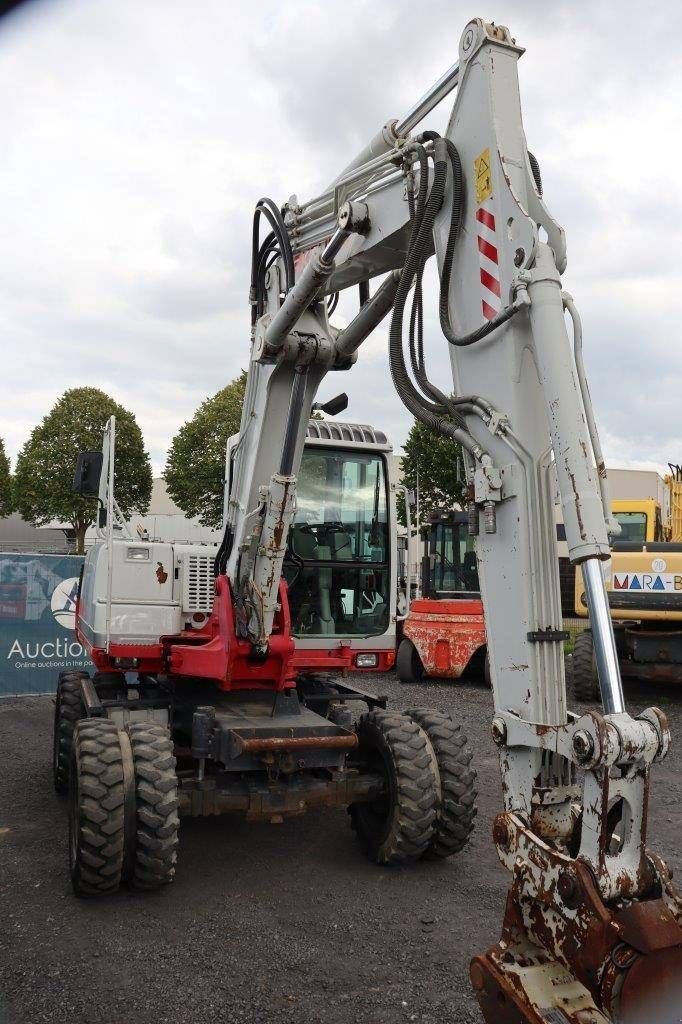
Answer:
13;388;152;553
164;372;247;529
0;437;12;518
399;419;466;527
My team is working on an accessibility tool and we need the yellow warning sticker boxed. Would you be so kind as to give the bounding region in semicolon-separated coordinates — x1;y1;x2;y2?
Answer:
474;148;492;204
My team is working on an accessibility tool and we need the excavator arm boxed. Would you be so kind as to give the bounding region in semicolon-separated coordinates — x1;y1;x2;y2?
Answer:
222;18;682;1020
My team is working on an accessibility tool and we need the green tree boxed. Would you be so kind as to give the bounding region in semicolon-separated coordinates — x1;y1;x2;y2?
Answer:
164;371;247;529
0;437;12;517
399;419;466;527
13;388;152;553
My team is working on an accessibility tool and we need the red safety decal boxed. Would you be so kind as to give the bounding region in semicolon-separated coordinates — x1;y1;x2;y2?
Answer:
476;207;496;231
477;236;498;264
479;267;501;298
476;202;501;322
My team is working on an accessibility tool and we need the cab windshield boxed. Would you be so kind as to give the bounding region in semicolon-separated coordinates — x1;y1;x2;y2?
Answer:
285;448;390;637
430;520;479;595
613;511;647;544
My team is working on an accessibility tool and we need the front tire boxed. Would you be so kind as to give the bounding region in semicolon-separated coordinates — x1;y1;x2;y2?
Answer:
396;638;424;684
350;710;438;864
127;723;179;890
53;671;87;794
406;709;477;859
69;719;125;897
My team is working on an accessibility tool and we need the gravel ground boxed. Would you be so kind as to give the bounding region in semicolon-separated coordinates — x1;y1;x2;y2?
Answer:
0;672;680;1024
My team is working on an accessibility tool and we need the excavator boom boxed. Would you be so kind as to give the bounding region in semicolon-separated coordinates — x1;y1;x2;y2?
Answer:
224;17;682;1022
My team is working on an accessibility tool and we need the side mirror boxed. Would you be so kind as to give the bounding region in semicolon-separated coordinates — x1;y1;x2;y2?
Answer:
73;451;103;497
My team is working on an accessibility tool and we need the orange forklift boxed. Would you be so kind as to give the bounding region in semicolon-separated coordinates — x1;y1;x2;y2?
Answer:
397;512;488;684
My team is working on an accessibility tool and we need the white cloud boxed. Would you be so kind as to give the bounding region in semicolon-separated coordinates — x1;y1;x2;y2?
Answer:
0;0;680;476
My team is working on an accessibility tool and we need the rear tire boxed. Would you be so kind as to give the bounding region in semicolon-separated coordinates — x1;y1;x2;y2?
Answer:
53;671;87;795
69;719;125;897
92;671;127;699
406;709;477;859
571;630;600;702
126;723;179;890
350;710;437;864
396;638;424;684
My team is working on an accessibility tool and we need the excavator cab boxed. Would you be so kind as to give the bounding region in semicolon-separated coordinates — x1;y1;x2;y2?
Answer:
421;512;480;598
397;513;487;683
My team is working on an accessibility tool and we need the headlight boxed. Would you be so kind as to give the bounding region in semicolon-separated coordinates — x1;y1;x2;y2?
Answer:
355;652;378;668
126;547;150;560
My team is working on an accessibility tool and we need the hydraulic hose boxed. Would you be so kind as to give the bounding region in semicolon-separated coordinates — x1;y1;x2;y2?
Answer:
438;139;520;348
528;151;542;196
563;291;616;535
388;139;482;457
250;198;295;326
404;142;452;411
434;138;523;349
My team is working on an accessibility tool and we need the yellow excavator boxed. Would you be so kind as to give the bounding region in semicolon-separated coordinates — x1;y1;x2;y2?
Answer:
574;465;682;696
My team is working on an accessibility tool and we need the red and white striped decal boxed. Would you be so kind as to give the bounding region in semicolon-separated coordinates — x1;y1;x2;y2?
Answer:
476;206;500;321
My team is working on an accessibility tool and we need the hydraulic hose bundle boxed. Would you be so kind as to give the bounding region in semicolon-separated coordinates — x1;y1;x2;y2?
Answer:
388;137;467;445
388;133;538;449
249;197;296;326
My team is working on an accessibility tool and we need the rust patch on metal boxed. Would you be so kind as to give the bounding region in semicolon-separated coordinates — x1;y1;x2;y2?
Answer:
474;811;682;1023
567;465;586;541
237;734;358;753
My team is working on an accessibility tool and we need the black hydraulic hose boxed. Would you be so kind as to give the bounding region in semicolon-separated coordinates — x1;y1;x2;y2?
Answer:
255;198;295;287
439;138;520;348
254;232;280;319
250;199;295;325
406;148;435;401
214;525;233;578
528;151;542;196
403;139;458;414
388;139;470;444
389;146;444;419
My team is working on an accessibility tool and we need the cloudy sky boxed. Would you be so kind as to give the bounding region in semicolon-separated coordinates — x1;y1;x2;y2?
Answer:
1;0;680;476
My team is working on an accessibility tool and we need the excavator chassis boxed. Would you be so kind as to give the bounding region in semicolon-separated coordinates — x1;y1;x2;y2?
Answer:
71;669;389;822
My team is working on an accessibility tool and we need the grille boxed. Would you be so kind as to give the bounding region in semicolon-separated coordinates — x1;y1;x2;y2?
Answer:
305;420;388;445
182;553;214;613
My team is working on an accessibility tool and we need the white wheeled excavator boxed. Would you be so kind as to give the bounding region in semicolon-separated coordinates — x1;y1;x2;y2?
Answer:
62;17;681;1023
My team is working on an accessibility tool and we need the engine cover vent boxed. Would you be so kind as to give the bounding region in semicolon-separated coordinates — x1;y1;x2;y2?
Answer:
177;547;215;614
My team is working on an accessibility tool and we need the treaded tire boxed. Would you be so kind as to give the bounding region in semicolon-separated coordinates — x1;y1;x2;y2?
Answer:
483;650;491;688
571;630;600;702
53;671;87;795
92;671;127;697
396;638;424;684
350;710;438;864
126;723;179;890
69;719;125;897
405;708;477;859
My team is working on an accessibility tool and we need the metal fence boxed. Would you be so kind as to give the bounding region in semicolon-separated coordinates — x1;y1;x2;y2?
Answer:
0;552;89;696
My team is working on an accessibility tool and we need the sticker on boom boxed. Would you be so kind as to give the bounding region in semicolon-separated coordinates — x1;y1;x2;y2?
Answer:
613;572;682;592
474;148;492;204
